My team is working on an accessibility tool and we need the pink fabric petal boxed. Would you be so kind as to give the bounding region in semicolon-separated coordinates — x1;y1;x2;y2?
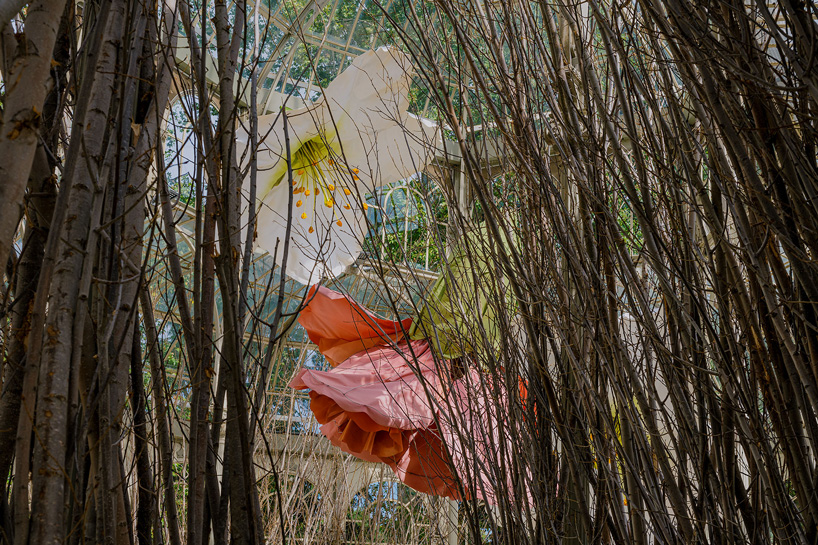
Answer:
291;340;441;431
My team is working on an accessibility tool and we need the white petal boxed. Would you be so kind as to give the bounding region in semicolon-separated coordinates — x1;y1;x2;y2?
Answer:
348;113;438;188
324;48;413;114
322;49;438;188
255;179;368;285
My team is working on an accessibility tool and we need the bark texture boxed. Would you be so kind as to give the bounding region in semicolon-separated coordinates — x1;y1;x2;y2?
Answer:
0;0;68;272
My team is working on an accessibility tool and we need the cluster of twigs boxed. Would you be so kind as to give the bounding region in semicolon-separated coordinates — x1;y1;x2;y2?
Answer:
0;0;282;543
388;0;818;543
1;0;817;544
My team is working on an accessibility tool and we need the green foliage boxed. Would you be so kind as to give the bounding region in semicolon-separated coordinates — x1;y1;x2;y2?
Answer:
459;502;501;544
172;461;189;526
473;172;521;221
616;197;643;254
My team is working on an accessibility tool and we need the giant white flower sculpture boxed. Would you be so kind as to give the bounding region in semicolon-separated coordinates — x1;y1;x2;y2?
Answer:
249;47;437;285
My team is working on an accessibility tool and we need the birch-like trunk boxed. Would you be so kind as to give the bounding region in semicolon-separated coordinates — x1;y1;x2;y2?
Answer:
0;0;68;272
22;2;124;543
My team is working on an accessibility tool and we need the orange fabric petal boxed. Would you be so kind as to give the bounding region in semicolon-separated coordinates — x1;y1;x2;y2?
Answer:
309;391;406;457
298;285;412;366
308;390;460;498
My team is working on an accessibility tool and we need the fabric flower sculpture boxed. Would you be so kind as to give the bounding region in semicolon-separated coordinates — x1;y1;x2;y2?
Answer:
250;47;436;285
290;226;522;505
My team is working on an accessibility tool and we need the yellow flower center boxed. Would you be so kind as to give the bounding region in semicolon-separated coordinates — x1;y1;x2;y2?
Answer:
282;135;368;232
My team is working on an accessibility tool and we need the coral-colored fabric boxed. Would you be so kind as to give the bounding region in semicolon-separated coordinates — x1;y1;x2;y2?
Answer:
290;286;514;504
290;288;527;504
298;285;412;366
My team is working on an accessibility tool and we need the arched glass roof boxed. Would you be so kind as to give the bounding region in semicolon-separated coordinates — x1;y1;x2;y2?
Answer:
174;0;451;118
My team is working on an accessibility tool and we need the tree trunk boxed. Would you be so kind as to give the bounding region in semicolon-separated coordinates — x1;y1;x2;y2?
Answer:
0;0;68;271
23;1;125;542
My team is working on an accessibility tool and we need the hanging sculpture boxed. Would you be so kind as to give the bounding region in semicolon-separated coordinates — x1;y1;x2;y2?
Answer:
248;47;437;285
290;226;524;505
